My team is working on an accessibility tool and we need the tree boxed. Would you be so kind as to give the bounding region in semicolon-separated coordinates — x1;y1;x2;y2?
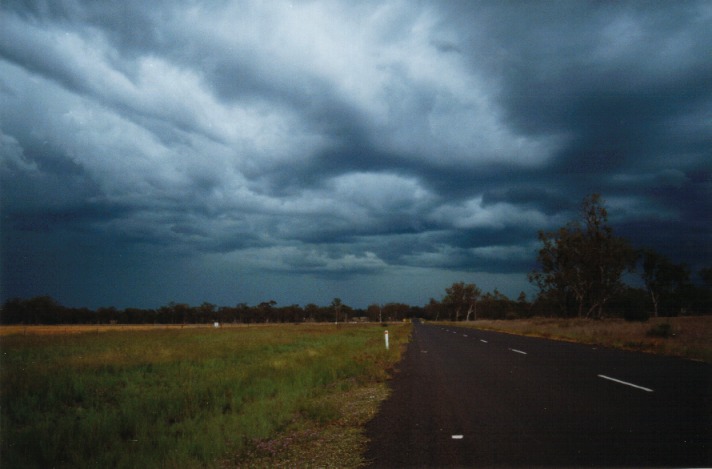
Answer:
198;302;216;322
331;298;342;324
424;298;441;321
367;304;382;322
529;194;635;318
257;300;277;322
640;249;691;317
700;268;712;289
514;291;531;318
443;282;481;321
383;303;410;322
697;268;712;314
304;303;319;322
0;296;66;324
479;289;512;319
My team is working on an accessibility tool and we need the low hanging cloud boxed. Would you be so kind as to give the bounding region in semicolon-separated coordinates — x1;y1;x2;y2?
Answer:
1;0;711;308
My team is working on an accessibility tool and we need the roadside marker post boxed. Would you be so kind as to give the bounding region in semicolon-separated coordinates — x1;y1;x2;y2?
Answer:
384;330;389;350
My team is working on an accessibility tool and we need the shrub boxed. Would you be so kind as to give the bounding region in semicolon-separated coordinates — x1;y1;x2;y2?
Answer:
647;323;673;338
624;309;650;322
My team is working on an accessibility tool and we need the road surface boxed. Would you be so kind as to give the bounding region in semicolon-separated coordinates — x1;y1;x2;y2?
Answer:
364;321;711;467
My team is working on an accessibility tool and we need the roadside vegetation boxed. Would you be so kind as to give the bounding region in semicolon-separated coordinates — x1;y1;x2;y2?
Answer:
452;316;712;363
0;323;410;468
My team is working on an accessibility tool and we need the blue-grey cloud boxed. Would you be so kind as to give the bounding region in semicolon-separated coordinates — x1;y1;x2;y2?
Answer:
1;0;711;308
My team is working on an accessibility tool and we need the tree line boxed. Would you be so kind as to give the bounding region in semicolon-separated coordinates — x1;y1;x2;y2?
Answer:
0;296;421;325
0;293;533;325
2;194;710;325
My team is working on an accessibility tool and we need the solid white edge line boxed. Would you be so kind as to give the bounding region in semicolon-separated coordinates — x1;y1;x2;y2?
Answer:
509;348;527;355
598;374;654;392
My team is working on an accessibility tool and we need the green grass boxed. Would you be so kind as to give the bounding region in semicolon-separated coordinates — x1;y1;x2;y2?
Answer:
0;324;410;468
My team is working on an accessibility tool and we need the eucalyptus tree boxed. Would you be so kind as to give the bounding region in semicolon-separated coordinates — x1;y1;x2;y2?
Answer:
529;194;635;318
331;297;343;323
443;282;481;321
639;249;691;317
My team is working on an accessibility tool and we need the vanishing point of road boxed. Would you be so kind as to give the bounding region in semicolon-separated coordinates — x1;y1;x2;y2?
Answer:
365;320;711;467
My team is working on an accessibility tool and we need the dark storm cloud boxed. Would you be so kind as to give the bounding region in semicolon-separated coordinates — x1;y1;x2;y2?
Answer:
1;0;711;308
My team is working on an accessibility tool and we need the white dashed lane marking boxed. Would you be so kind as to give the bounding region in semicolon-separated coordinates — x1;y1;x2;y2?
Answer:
598;374;653;392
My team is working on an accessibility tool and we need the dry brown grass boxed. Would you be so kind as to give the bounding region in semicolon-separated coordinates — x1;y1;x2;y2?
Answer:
230;383;390;468
0;324;212;336
455;316;712;363
0;323;324;336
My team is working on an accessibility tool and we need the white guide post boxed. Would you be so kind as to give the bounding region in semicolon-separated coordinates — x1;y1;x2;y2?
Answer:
384;330;389;350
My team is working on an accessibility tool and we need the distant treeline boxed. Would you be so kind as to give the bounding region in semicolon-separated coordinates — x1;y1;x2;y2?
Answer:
1;293;529;325
1;281;710;326
0;297;422;325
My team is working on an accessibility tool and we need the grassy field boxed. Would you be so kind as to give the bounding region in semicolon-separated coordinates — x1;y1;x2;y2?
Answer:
452;316;712;363
0;324;217;336
0;323;410;468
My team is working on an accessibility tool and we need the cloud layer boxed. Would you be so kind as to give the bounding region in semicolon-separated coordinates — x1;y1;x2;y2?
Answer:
2;1;711;308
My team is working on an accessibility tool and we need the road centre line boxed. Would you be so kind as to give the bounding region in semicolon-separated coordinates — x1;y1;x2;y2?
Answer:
509;348;527;355
451;434;464;440
480;340;488;343
598;374;654;392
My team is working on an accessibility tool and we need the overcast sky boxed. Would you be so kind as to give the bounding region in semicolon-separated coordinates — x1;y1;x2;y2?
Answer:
1;1;711;309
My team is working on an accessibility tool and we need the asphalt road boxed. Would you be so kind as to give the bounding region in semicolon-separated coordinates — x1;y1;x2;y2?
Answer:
364;321;712;467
